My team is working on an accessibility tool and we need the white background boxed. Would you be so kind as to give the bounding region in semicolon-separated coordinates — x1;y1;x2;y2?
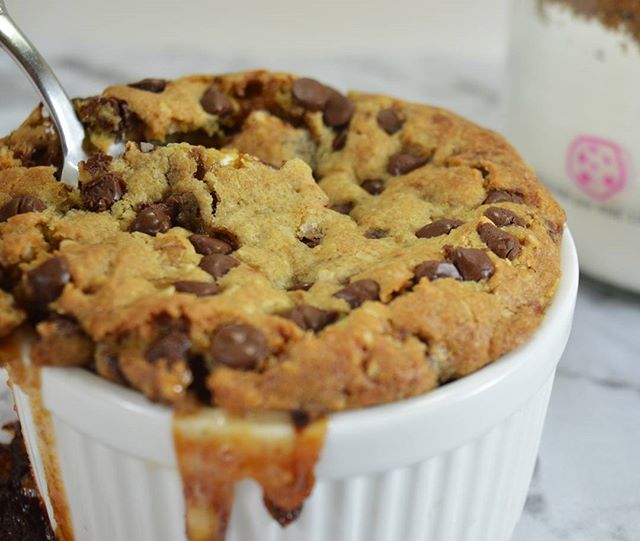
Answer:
9;0;510;60
1;0;511;135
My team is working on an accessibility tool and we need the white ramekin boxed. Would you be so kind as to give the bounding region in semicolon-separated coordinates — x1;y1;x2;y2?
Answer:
11;231;578;541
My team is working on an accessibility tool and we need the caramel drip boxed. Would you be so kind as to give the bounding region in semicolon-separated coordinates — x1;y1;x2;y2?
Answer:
0;332;30;387
174;410;327;541
1;332;74;541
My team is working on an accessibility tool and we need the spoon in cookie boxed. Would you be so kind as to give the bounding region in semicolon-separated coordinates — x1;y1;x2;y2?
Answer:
0;0;86;186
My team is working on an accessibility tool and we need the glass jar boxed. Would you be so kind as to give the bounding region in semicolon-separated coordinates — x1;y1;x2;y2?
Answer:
508;0;640;293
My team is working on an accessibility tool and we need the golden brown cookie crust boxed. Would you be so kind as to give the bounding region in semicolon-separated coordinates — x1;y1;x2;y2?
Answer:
0;70;565;415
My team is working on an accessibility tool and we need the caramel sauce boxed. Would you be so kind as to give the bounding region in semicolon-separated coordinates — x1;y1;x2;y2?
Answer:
3;331;327;541
0;331;74;541
173;409;327;541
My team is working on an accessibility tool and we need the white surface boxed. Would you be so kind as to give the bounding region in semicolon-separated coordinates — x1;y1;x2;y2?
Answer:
8;0;509;61
13;233;578;541
508;1;640;293
0;44;638;540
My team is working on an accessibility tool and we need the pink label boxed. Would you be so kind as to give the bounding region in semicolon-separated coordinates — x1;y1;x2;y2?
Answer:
566;136;630;201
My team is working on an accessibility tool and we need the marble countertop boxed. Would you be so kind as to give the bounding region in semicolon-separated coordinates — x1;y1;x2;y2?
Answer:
0;49;639;541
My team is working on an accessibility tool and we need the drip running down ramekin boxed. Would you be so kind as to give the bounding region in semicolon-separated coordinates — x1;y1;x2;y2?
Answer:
12;230;578;541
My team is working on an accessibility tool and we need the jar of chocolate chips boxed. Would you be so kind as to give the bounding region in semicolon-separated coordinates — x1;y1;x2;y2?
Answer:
508;0;640;293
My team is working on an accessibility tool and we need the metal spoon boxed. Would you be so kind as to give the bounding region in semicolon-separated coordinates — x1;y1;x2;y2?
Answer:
0;0;86;186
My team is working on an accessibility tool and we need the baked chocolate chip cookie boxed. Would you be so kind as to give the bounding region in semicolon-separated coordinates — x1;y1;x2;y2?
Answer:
0;70;565;415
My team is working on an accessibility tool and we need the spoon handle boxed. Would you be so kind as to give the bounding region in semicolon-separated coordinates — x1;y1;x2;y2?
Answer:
0;0;85;186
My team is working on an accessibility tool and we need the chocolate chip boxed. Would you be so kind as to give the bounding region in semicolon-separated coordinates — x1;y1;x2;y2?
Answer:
475;166;491;179
146;329;190;364
365;228;388;239
74;96;135;136
46;315;84;338
300;235;322;248
323;93;355;128
239;79;263;99
0;265;19;292
200;87;234;117
128;78;167;93
94;347;126;384
82;152;113;177
164;192;202;232
291;78;330;111
191;148;207;180
477;223;521;260
483;190;524;205
189;234;233;255
188;356;212;403
361;179;385;195
332;129;348;150
387;153;430;176
118;99;138;133
174;281;220;297
285;305;337;332
199;254;239;278
287;281;313;291
80;173;125;212
0;196;46;223
414;260;462;282
213;229;238;248
211;192;219;216
264;498;303;528
129;205;172;236
290;410;311;429
331;201;354;215
416;219;463;239
546;219;563;244
377;108;404;134
27;257;71;306
335;279;380;308
21;145;51;168
210;324;268;370
484;207;525;227
445;246;495;281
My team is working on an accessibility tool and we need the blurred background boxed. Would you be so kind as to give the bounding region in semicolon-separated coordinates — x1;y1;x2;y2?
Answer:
0;0;510;134
1;1;639;541
8;0;510;58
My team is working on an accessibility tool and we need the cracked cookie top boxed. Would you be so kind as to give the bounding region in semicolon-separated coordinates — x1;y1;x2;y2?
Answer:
0;70;565;415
